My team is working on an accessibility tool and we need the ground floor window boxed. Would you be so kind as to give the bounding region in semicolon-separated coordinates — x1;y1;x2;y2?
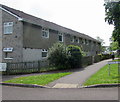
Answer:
42;49;48;58
3;47;13;60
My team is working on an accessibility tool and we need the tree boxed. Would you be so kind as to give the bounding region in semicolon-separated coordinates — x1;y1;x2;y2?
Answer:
96;36;105;52
109;37;119;51
96;36;105;46
104;1;120;47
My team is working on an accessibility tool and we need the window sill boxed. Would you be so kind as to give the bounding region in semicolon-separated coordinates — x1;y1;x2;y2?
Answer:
4;58;13;60
4;33;12;35
42;36;49;39
59;41;63;42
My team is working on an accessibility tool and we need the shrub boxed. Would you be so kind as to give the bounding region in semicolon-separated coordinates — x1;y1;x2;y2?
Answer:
48;43;82;69
67;45;82;68
101;54;111;60
48;43;68;69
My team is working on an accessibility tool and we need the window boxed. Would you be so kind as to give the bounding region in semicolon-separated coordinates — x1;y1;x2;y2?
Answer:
71;36;75;43
42;28;49;38
82;39;85;44
79;38;82;43
42;49;48;58
85;40;89;45
4;22;13;34
3;47;13;52
3;47;13;60
76;37;79;43
58;32;63;42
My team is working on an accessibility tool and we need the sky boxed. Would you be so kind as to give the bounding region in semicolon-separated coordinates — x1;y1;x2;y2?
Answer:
0;0;114;46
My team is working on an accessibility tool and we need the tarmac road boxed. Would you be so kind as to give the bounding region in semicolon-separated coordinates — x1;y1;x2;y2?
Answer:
2;86;119;100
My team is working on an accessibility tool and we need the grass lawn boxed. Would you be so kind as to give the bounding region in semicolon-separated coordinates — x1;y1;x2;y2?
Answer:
3;72;72;86
83;60;119;86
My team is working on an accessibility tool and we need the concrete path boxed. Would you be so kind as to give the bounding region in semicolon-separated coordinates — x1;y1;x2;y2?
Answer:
47;59;112;88
1;59;112;88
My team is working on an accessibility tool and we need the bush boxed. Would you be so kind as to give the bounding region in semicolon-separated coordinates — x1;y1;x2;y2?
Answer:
101;54;111;60
48;43;82;69
67;45;82;68
48;43;68;69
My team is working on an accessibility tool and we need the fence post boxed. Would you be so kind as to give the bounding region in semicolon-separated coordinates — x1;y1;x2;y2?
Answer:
6;63;9;75
108;64;110;76
38;61;41;72
92;56;94;64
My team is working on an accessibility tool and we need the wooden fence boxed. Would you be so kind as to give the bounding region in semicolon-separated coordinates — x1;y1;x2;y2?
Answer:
4;60;49;75
3;54;111;75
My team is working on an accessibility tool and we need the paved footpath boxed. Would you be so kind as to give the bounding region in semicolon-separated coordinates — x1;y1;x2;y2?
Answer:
1;59;112;88
46;59;112;88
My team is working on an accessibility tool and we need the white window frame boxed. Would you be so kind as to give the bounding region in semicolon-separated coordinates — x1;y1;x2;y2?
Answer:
3;47;13;52
76;37;79;43
4;22;13;34
58;32;63;42
42;28;49;38
42;49;48;58
3;47;13;60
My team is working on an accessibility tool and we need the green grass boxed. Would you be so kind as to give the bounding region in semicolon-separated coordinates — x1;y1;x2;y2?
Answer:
83;62;119;86
4;72;72;86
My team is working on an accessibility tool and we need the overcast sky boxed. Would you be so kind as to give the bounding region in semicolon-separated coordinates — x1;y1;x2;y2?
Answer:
1;0;114;46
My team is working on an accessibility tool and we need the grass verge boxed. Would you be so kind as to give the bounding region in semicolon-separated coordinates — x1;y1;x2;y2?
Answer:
3;72;72;86
83;60;119;86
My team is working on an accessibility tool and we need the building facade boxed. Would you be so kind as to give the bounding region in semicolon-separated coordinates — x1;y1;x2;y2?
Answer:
0;4;101;63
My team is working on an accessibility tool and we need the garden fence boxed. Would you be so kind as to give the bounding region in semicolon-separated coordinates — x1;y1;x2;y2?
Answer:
3;54;111;75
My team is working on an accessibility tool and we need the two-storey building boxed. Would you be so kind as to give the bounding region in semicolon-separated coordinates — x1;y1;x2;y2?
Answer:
0;4;101;63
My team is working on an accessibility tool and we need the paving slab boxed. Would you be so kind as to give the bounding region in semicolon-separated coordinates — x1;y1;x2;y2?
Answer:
52;83;79;88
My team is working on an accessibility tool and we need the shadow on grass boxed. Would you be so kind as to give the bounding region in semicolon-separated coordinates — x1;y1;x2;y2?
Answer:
112;75;120;79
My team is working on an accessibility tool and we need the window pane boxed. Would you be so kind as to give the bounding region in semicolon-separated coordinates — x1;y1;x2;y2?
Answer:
42;52;47;57
4;22;13;34
59;35;62;41
42;28;49;38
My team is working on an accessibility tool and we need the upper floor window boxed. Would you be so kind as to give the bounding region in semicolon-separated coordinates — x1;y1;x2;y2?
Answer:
71;36;75;43
58;32;63;42
75;37;79;43
86;40;89;45
4;22;13;34
42;28;49;38
82;39;86;44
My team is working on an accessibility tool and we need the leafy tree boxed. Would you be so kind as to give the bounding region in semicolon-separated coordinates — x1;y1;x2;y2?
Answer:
96;36;105;52
109;37;119;51
96;36;105;46
104;1;120;47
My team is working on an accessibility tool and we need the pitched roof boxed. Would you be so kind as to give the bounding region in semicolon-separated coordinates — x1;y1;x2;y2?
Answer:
0;4;100;43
